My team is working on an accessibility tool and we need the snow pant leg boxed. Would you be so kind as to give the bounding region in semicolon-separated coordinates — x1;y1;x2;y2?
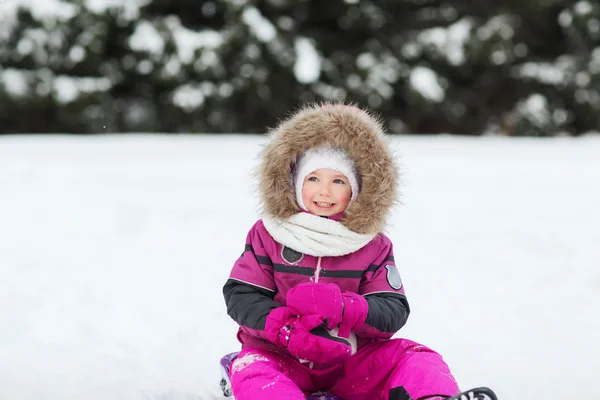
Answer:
330;339;460;400
230;348;309;400
385;339;459;399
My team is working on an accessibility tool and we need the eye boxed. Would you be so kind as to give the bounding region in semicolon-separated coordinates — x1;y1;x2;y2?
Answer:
307;176;318;182
333;178;345;184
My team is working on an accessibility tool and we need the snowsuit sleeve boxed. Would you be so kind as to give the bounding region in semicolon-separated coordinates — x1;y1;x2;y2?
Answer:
223;221;281;342
355;236;410;339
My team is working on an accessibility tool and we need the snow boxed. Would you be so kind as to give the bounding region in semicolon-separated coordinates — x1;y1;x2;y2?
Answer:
558;10;573;28
172;84;206;111
230;353;269;374
165;17;223;65
574;1;593;16
589;19;600;35
0;0;75;39
590;48;600;74
1;68;29;96
517;61;569;85
356;53;377;70
18;28;49;57
575;71;591;87
0;134;599;400
294;37;321;84
410;66;445;102
129;21;165;56
53;76;112;104
517;93;551;127
354;53;398;102
69;45;87;64
16;36;35;55
0;0;146;43
23;0;77;21
242;7;276;43
418;18;473;66
476;15;514;42
85;0;149;19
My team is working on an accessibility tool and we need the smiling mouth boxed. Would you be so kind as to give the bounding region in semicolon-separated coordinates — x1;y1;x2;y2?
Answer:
314;201;335;208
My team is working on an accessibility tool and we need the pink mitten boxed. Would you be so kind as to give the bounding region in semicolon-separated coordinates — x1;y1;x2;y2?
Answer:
286;283;369;339
264;307;352;365
286;282;343;330
337;291;369;338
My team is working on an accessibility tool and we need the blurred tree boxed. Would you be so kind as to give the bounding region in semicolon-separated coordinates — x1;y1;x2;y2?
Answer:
446;0;600;136
0;0;598;135
0;1;137;133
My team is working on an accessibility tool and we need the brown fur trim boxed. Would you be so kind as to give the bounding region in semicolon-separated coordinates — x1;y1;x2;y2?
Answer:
258;102;399;235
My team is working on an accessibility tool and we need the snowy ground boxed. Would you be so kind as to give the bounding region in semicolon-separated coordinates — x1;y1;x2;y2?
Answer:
0;134;599;400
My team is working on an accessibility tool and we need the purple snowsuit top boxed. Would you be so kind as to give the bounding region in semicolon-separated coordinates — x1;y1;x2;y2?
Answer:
223;219;460;400
225;218;409;357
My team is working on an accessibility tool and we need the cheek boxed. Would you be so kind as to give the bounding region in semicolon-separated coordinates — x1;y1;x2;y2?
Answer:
335;186;352;203
302;185;315;202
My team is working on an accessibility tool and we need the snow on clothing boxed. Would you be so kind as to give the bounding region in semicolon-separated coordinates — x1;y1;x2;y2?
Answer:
222;103;459;400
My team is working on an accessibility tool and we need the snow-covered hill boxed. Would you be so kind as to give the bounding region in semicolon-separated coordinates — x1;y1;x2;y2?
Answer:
1;134;598;400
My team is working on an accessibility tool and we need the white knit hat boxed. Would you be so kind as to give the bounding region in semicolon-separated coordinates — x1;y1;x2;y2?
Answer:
294;147;359;211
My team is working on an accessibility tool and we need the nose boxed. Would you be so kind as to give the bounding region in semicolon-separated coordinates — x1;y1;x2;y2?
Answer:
318;182;332;196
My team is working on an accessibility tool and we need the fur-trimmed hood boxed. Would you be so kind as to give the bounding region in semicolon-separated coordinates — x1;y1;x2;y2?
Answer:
258;103;399;235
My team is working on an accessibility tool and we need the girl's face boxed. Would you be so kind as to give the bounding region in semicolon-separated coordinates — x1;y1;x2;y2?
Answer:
301;168;352;216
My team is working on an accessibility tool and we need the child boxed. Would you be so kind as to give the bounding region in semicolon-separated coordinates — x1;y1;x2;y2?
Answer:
223;103;496;400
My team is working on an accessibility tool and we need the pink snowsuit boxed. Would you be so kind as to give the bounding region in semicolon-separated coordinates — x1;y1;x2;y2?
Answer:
223;219;459;400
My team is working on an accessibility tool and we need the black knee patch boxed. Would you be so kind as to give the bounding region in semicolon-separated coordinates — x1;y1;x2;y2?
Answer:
389;386;413;400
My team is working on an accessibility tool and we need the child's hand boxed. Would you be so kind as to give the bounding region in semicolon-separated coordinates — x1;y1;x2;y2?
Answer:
337;291;368;338
264;306;352;365
286;282;368;338
286;282;344;330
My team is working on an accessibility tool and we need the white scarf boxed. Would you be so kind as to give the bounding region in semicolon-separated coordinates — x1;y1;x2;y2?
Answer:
262;212;377;257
